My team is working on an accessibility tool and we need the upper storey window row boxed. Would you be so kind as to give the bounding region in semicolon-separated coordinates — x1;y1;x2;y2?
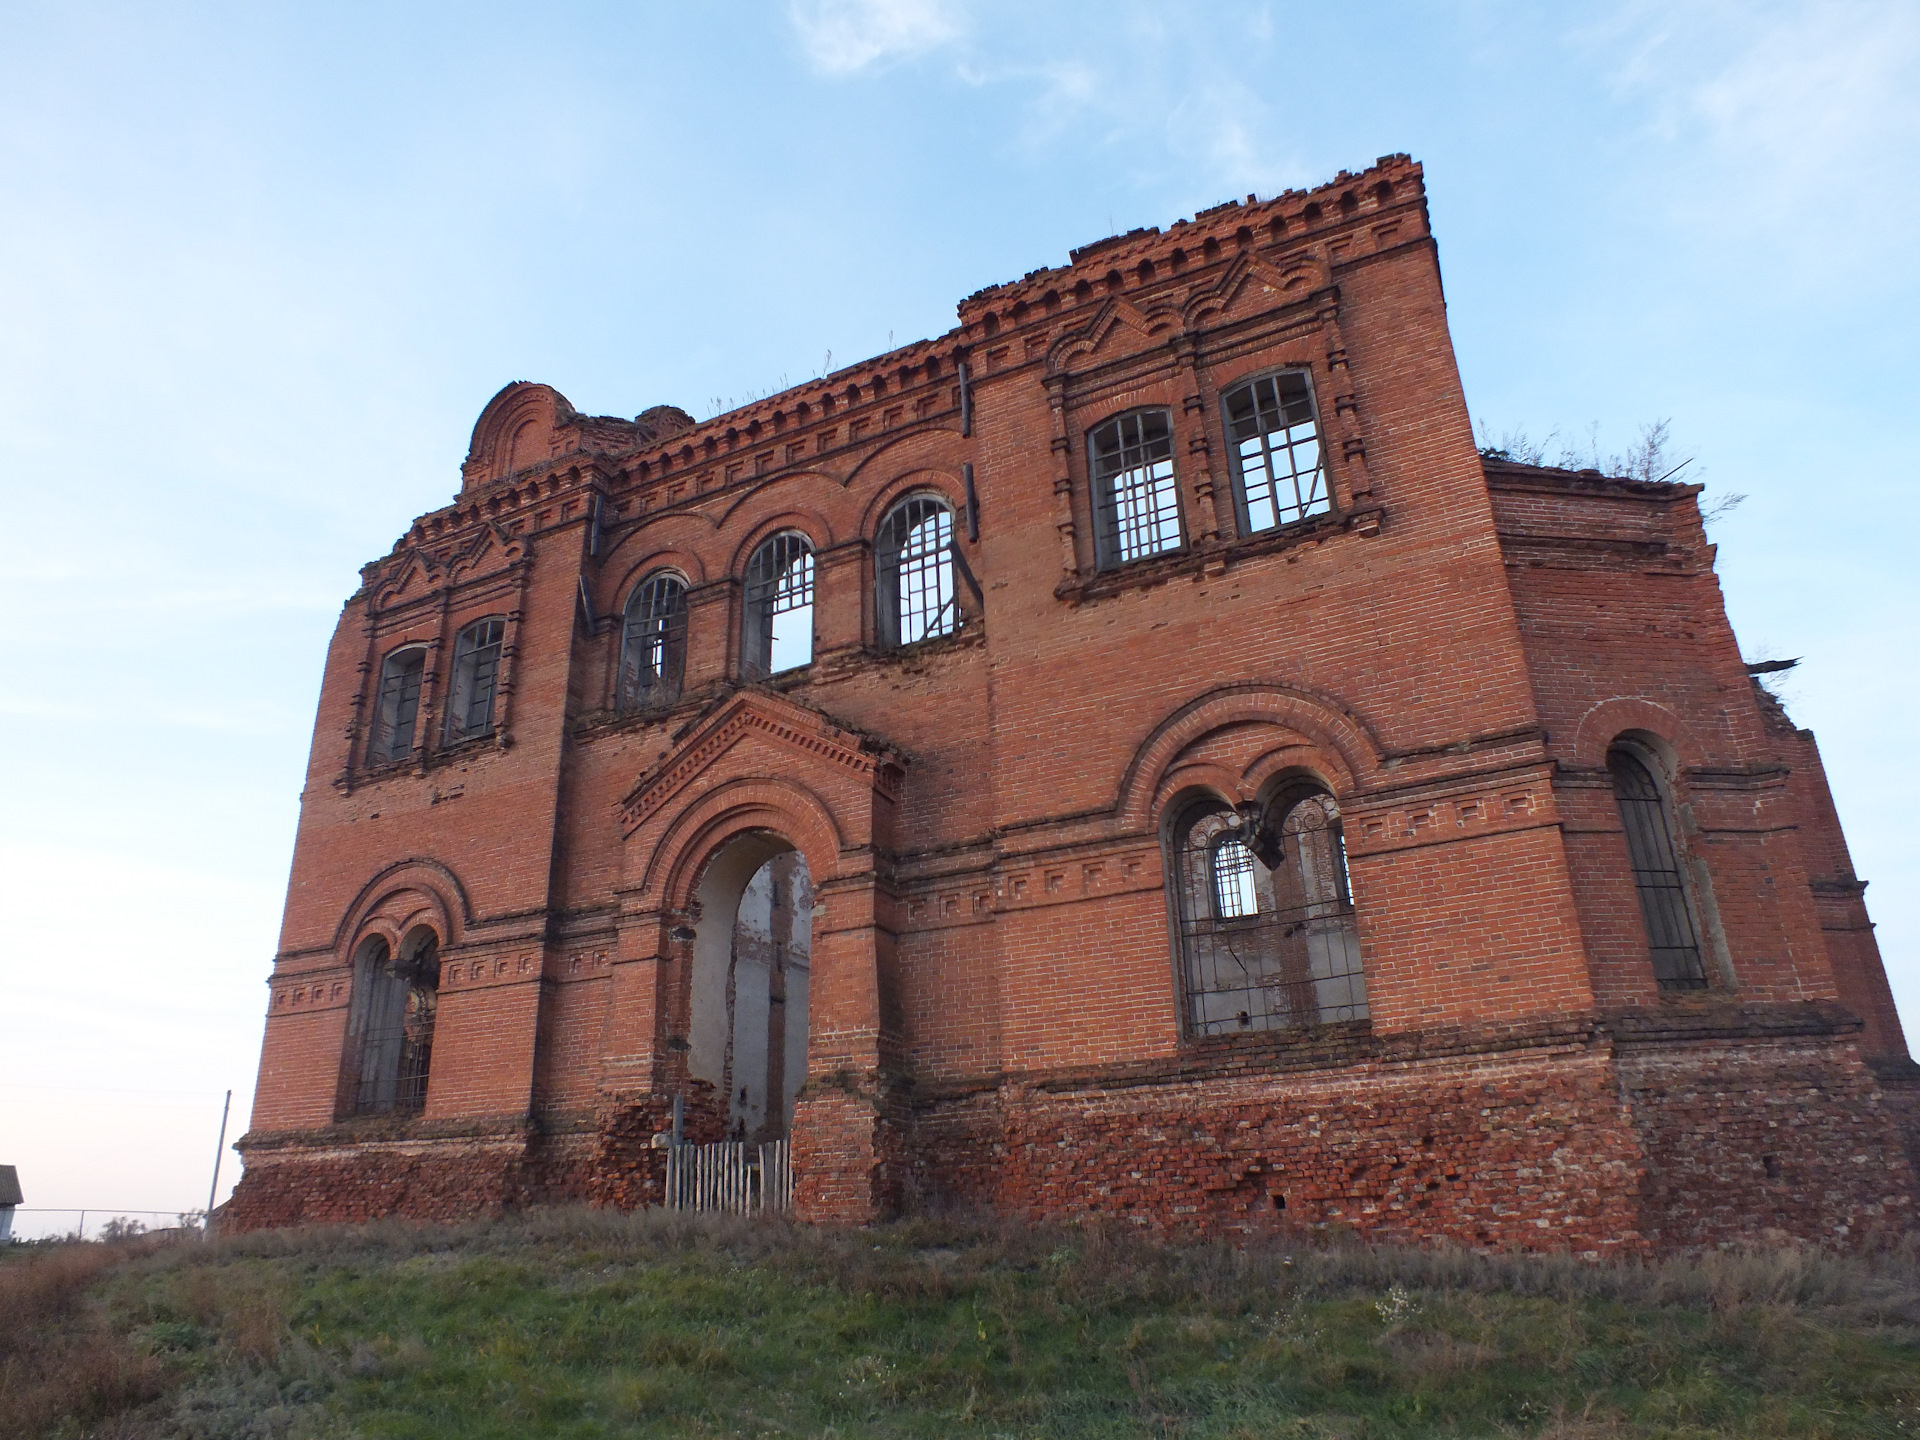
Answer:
1087;370;1331;573
368;617;507;766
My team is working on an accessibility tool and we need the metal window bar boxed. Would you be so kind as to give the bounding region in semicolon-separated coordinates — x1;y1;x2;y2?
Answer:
1173;796;1368;1036
346;937;440;1115
619;575;688;711
878;497;956;647
444;618;505;742
369;648;425;764
744;534;814;676
1224;373;1329;534
664;1139;792;1214
1608;750;1709;990
1090;410;1182;566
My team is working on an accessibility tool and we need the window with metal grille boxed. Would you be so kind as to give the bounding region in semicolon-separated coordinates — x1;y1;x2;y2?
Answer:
742;533;814;678
1222;372;1329;535
876;496;956;648
619;573;688;711
345;929;439;1116
1608;747;1709;990
1170;791;1368;1036
369;646;426;765
443;617;505;743
1089;409;1182;567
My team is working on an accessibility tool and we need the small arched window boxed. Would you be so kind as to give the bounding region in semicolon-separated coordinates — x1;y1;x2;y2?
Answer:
1221;372;1329;535
345;928;440;1116
1169;789;1367;1036
876;496;956;648
619;573;688;711
444;617;505;743
369;645;426;765
742;533;814;678
1089;409;1181;567
1608;746;1709;990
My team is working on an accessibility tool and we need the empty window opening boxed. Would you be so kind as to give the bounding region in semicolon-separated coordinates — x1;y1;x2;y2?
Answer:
877;496;957;648
1223;372;1329;535
369;646;426;765
444;617;505;743
620;573;688;711
1090;409;1182;567
1608;747;1709;990
345;928;439;1116
743;533;814;677
1170;791;1368;1037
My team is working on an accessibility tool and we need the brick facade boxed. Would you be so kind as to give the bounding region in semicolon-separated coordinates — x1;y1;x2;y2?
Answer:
229;156;1916;1250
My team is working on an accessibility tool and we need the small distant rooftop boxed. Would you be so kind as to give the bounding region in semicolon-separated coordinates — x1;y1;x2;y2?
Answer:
0;1166;21;1207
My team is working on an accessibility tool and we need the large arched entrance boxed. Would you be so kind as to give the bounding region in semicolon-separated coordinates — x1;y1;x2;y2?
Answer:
686;831;812;1145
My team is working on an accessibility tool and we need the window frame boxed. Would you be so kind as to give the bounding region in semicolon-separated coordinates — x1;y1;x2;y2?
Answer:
368;643;428;767
1606;741;1713;992
741;531;817;680
342;927;441;1118
618;570;690;712
1087;407;1185;570
875;494;959;650
443;616;506;744
1217;368;1333;540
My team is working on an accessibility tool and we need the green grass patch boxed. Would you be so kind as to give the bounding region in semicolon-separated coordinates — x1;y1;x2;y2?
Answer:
5;1210;1918;1437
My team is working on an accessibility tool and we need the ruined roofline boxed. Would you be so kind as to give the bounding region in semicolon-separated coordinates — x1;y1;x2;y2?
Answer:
1481;454;1706;502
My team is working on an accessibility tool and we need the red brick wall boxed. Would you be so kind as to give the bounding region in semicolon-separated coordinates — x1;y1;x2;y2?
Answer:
229;156;1912;1248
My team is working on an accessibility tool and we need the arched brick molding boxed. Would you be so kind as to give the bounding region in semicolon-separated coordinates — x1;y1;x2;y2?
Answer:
1571;697;1703;771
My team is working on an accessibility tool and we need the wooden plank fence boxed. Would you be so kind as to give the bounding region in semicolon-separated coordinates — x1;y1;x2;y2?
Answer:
664;1139;792;1214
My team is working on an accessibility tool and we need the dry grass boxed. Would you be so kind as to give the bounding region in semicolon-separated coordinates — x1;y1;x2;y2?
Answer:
0;1239;169;1439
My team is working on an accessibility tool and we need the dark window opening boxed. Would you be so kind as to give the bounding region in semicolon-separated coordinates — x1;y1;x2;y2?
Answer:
345;929;439;1116
1223;372;1329;535
619;573;688;711
1171;791;1367;1037
743;533;814;678
444;617;505;743
1608;748;1709;990
369;647;425;765
1090;410;1181;567
877;496;957;648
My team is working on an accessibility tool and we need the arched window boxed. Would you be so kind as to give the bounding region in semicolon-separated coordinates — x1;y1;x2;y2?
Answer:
1608;746;1709;990
369;645;426;765
1089;409;1181;567
876;496;956;648
1169;789;1367;1036
1221;372;1329;535
742;533;814;678
345;928;439;1116
619;573;688;711
444;617;505;743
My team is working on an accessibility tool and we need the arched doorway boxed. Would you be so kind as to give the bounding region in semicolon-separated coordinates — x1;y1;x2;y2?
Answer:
686;832;812;1143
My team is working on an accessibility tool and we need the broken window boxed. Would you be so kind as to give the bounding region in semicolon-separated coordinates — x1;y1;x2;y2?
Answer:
1222;372;1329;535
742;533;814;678
1170;790;1368;1037
619;573;688;711
369;646;426;765
1089;409;1182;567
344;928;439;1116
1608;747;1709;990
876;496;956;648
443;617;505;743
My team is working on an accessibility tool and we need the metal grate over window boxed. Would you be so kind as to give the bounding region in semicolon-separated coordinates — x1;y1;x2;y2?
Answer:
1171;793;1368;1037
877;496;956;648
444;617;505;743
619;574;688;711
1608;749;1709;990
1223;372;1329;534
369;647;425;765
743;533;814;677
1090;410;1182;567
345;931;439;1116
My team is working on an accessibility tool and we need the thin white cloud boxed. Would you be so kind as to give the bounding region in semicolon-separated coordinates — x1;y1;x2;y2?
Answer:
789;0;964;76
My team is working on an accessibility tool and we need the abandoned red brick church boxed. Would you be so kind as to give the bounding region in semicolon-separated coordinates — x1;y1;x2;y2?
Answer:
230;155;1916;1251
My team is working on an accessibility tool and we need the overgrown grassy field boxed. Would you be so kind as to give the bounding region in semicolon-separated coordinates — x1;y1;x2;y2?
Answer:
3;1211;1917;1439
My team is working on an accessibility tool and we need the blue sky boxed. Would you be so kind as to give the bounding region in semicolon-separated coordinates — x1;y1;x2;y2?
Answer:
2;0;1915;1234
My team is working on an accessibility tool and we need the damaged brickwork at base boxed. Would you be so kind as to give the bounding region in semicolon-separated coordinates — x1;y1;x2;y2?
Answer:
228;154;1915;1251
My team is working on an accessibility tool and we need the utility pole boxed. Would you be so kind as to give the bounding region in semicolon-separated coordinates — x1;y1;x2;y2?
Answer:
205;1089;232;1237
